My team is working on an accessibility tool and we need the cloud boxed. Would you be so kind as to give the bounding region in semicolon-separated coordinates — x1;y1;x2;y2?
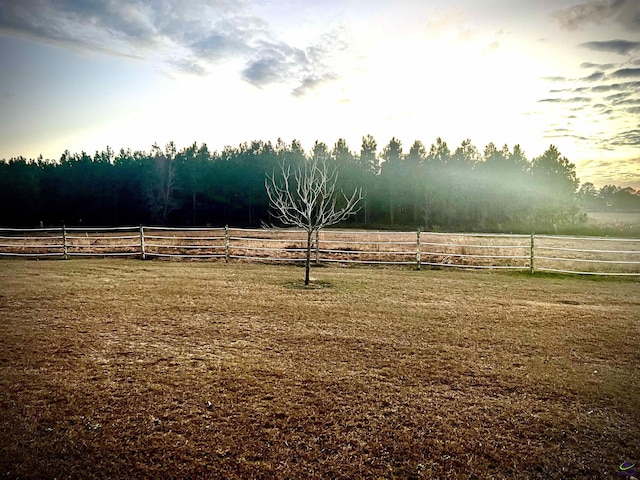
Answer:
546;68;630;86
580;39;640;55
552;0;640;31
581;71;606;81
0;0;346;96
605;92;631;101
167;57;208;76
537;40;640;156
580;62;617;69
578;157;640;188
538;96;591;103
0;0;260;58
241;27;347;95
543;131;590;142
609;128;640;146
570;96;593;102
242;41;305;86
611;67;640;77
590;80;640;91
0;0;159;55
188;31;249;61
292;73;339;98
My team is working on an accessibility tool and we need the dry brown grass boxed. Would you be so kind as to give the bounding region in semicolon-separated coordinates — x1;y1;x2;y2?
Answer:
0;259;638;479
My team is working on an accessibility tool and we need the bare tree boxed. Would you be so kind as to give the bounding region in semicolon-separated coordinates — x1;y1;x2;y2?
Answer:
265;155;363;285
148;142;177;224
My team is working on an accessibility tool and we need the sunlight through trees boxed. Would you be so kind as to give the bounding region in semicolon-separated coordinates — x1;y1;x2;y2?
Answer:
1;136;637;231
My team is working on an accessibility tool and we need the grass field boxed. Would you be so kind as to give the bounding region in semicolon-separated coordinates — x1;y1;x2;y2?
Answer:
586;211;640;227
582;211;640;238
0;260;638;479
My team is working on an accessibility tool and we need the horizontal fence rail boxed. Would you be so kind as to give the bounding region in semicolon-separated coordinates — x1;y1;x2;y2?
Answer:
142;226;227;260
533;235;640;276
0;226;638;276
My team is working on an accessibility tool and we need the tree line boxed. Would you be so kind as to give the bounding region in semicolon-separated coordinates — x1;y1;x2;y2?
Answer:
1;136;638;232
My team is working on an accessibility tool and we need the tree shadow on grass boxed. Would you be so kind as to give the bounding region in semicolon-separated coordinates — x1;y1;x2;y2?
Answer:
283;279;334;290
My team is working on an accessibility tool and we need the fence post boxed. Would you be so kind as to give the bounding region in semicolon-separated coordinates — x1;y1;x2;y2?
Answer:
224;225;230;263
140;225;146;260
416;228;421;270
62;225;68;260
530;232;535;274
315;229;320;264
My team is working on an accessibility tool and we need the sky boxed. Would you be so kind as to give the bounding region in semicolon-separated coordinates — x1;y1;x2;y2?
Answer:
0;0;639;188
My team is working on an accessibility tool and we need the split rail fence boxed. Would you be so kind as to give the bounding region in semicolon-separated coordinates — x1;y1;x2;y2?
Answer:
1;226;639;276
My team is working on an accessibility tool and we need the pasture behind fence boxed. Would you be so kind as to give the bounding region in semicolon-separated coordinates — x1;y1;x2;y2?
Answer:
1;226;639;276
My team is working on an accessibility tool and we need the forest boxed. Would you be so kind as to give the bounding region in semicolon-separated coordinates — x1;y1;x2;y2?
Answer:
1;136;639;232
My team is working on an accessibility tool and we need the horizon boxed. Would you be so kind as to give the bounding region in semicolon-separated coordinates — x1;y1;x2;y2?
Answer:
1;0;639;189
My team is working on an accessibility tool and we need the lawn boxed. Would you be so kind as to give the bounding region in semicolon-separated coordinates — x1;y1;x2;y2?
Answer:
0;260;638;479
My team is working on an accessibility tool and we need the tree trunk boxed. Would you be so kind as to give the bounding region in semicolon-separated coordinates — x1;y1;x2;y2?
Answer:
192;191;196;225
364;199;368;225
424;196;429;228
389;189;394;225
113;186;119;226
305;230;312;285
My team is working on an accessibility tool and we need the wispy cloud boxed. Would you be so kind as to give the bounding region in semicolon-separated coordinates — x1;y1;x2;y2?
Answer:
542;76;569;82
538;34;640;154
568;69;640;95
581;71;606;81
580;61;617;69
0;0;159;54
610;129;640;146
579;39;640;55
605;92;630;101
0;0;346;96
577;157;640;187
291;73;339;98
538;96;592;103
167;57;208;76
543;130;590;142
552;0;640;31
611;67;640;78
590;80;640;92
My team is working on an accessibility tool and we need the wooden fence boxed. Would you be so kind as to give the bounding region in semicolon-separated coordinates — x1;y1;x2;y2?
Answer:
1;226;639;276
